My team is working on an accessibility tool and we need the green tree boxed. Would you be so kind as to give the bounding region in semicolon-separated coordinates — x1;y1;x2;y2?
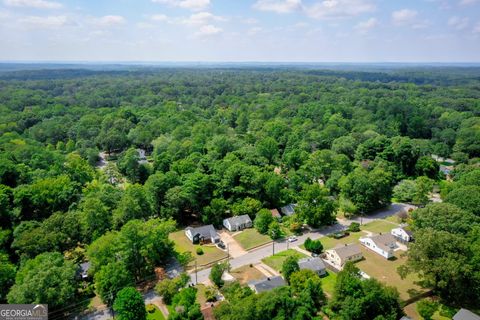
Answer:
256;137;279;164
304;237;323;254
7;252;77;309
296;184;337;227
169;287;203;320
267;220;282;240
113;184;152;228
94;262;134;306
417;300;438;320
254;209;274;234
281;256;299;284
155;278;179;305
117;148;150;184
202;198;229;227
289;269;326;309
231;197;263;220
210;262;228;288
415;156;439;179
0;253;15;302
113;287;146;320
445;185;480;216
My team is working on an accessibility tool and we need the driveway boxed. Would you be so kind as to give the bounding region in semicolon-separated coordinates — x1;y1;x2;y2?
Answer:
188;203;410;285
218;230;247;258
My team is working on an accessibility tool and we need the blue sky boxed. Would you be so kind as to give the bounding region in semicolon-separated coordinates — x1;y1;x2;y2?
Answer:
0;0;479;62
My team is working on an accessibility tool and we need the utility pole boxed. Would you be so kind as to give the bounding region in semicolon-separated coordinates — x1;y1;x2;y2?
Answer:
195;260;198;285
272;240;275;256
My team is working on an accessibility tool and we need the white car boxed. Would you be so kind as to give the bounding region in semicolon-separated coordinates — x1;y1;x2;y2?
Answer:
288;236;298;242
359;270;370;279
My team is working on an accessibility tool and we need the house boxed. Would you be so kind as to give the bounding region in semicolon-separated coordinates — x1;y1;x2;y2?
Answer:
325;244;363;269
298;257;326;276
248;276;286;293
185;225;220;244
391;227;413;243
280;204;296;217
360;234;397;259
270;209;281;219
223;215;253;232
453;309;480;320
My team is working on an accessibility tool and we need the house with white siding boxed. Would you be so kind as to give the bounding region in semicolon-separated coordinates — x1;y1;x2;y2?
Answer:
360;234;397;259
223;215;253;232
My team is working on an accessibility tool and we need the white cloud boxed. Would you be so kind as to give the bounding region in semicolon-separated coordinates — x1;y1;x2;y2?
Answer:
355;17;377;33
152;0;210;11
19;15;68;27
4;0;62;9
194;24;222;36
91;15;126;27
305;0;376;20
459;0;478;5
392;9;418;25
151;14;169;22
181;11;226;25
474;22;480;33
448;16;469;30
248;26;263;35
253;0;302;14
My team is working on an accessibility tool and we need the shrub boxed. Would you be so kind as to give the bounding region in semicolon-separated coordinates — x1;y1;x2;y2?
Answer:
348;222;360;232
417;300;438;320
304;237;323;254
196;247;204;255
210;262;229;287
146;304;156;313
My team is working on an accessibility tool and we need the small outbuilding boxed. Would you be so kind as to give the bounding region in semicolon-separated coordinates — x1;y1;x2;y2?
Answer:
185;225;220;244
391;227;413;243
298;257;327;276
270;209;281;219
223;215;253;232
280;204;296;217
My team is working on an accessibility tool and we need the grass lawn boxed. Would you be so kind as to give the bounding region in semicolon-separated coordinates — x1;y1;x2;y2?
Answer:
362;220;397;234
300;232;365;252
356;248;426;301
196;284;208;306
262;249;308;272
233;228;271;250
321;271;337;297
384;215;402;225
230;265;265;284
146;304;166;320
169;230;227;267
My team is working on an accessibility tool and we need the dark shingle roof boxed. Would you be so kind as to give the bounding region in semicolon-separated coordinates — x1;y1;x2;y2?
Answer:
298;257;326;272
186;225;218;239
249;276;286;293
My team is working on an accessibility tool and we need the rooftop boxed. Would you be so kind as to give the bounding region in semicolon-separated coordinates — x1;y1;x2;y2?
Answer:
224;214;252;226
453;309;480;320
249;276;286;293
331;243;362;260
298;257;326;272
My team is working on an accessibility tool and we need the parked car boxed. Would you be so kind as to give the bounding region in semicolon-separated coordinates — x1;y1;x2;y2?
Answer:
359;270;370;279
217;241;226;249
288;236;298;242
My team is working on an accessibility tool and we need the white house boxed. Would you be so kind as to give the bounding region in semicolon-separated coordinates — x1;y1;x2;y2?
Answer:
325;244;363;270
223;215;253;232
391;227;413;243
185;225;220;244
360;234;397;259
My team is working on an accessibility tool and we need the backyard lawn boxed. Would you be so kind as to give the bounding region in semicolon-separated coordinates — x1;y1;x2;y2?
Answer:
362;220;398;234
233;228;271;250
356;248;426;301
262;249;308;272
320;271;337;297
146;304;166;320
230;265;265;284
169;230;227;267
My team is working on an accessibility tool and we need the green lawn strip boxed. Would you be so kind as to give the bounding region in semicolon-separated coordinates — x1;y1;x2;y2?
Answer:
233;228;271;250
362;220;397;234
355;248;426;301
320;271;337;297
261;249;308;272
196;284;208;306
146;304;166;320
169;230;227;266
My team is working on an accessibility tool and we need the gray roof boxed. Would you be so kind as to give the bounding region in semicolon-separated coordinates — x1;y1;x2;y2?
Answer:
80;262;90;273
186;225;219;239
369;233;397;252
298;257;326;272
453;309;480;320
280;204;296;216
224;214;252;227
331;243;362;260
249;276;286;293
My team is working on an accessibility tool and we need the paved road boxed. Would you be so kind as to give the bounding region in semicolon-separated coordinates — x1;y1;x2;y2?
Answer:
189;203;414;284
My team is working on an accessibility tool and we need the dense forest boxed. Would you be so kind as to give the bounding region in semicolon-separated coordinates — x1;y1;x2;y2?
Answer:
0;66;479;319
